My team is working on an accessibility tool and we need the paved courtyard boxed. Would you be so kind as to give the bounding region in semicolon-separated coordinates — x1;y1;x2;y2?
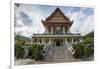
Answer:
15;55;94;65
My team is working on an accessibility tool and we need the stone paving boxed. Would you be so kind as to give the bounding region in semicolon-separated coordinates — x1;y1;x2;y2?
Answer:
15;56;94;65
15;59;33;65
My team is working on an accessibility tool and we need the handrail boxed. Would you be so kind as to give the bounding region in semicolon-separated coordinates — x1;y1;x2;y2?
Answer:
66;43;74;54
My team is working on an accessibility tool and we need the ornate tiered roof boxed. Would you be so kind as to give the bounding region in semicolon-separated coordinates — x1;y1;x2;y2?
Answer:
42;8;73;27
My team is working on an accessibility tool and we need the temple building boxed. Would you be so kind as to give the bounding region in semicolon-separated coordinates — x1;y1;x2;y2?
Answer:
32;8;82;47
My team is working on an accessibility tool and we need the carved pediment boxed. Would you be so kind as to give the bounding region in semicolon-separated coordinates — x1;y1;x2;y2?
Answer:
46;8;70;22
42;8;73;27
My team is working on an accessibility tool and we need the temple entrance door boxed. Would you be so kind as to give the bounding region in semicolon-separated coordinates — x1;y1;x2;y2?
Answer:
56;40;60;46
53;39;63;46
55;39;63;46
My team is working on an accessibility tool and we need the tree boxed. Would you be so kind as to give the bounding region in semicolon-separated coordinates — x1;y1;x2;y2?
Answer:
15;45;24;58
73;43;84;58
31;44;44;60
72;35;94;58
83;36;93;44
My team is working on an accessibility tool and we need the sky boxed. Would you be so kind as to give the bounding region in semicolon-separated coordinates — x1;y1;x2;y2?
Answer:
14;3;94;37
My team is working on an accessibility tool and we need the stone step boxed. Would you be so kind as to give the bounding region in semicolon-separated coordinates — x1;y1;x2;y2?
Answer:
44;46;74;61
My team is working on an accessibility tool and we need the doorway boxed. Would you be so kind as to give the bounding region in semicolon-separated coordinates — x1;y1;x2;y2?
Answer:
54;39;63;46
56;40;60;46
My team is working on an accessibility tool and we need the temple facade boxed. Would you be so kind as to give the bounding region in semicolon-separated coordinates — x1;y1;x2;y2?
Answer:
32;8;82;47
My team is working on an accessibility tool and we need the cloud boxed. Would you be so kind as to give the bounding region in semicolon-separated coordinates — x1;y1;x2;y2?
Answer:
70;8;94;35
19;11;33;26
70;11;86;30
15;4;45;37
15;20;24;27
80;15;94;35
14;4;94;37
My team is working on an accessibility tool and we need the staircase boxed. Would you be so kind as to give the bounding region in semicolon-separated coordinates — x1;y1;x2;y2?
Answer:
44;46;75;62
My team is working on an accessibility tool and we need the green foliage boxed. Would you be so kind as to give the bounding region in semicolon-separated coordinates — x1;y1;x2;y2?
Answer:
15;36;25;59
31;44;44;61
73;42;93;58
73;43;84;58
84;47;91;57
83;36;93;44
15;45;24;58
15;34;29;46
15;40;25;46
72;34;94;58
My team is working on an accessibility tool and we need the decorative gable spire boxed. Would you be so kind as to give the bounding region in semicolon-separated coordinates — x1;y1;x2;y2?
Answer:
46;8;70;21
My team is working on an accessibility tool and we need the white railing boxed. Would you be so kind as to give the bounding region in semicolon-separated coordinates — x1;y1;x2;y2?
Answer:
65;43;74;54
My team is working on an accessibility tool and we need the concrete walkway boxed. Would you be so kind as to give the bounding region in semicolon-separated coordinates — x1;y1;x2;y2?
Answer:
15;59;77;65
15;56;94;65
15;59;33;65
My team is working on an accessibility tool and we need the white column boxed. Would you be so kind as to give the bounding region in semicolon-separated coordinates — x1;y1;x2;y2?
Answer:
64;38;67;47
24;48;29;58
68;26;70;33
42;38;44;44
72;38;74;44
37;39;40;44
49;38;51;44
48;38;52;47
63;26;65;34
65;38;67;44
43;38;46;46
63;38;67;46
51;26;53;34
80;38;82;42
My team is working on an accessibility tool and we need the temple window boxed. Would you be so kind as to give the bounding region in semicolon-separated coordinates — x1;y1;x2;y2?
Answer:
54;26;62;34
